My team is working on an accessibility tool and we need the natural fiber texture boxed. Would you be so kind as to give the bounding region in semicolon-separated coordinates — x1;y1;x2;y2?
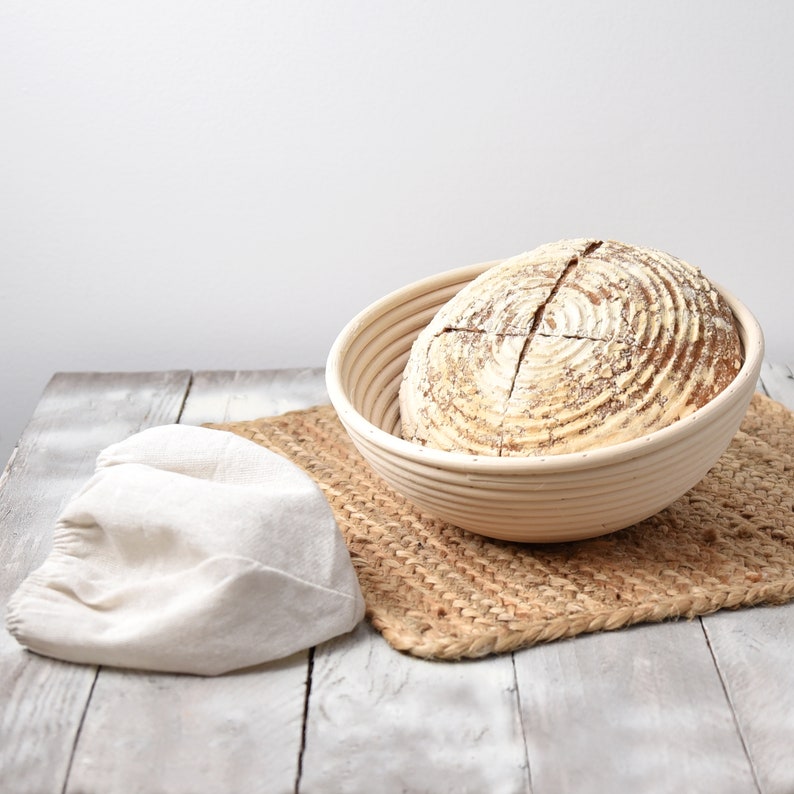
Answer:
207;392;794;660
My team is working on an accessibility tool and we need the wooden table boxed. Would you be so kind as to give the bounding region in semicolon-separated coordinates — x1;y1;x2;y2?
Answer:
2;364;793;794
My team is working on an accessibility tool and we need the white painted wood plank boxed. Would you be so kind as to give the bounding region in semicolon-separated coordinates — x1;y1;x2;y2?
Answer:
300;622;529;794
699;360;794;794
482;367;794;794
66;656;309;794
510;362;793;793
1;371;191;794
759;360;794;409
235;371;536;793
65;369;320;794
702;606;794;794
189;367;526;793
180;367;328;425
513;619;758;794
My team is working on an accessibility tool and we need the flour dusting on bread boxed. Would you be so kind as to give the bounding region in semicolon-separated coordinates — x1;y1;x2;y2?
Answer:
399;239;742;456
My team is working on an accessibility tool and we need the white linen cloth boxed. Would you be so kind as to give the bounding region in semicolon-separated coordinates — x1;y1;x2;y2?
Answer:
6;424;365;675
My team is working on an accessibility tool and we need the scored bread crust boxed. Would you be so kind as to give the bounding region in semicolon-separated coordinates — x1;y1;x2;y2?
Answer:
399;238;743;456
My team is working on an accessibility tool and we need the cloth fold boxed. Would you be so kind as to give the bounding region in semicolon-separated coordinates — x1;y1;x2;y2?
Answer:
6;424;365;675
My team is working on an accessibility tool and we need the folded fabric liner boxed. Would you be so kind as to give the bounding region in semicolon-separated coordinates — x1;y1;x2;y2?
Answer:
5;424;365;676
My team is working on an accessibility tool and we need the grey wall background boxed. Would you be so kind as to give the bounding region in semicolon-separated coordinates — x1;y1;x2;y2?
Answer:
2;1;792;467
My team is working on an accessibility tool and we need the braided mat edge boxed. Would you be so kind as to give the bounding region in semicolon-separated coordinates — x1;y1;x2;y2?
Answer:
207;392;794;660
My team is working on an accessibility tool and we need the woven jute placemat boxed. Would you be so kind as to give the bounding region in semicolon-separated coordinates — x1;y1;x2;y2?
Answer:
207;392;794;660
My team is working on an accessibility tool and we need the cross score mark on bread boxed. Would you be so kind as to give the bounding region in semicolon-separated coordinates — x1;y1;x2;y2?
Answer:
399;238;743;457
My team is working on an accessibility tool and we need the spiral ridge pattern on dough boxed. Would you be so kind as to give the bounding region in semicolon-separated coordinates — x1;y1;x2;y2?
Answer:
399;238;742;456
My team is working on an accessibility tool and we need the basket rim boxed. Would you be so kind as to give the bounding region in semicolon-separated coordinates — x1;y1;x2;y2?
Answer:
325;261;765;474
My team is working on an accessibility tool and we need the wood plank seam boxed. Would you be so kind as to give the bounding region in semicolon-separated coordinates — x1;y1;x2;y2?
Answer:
60;668;100;794
510;653;533;793
295;647;316;794
174;372;196;424
699;620;762;794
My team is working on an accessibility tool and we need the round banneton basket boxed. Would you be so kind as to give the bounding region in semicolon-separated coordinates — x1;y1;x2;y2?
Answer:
325;261;765;543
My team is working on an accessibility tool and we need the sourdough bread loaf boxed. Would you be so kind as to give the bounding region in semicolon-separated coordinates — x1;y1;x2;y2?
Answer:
398;239;743;456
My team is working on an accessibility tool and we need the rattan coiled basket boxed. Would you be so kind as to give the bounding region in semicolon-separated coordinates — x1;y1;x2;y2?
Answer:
326;262;764;542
